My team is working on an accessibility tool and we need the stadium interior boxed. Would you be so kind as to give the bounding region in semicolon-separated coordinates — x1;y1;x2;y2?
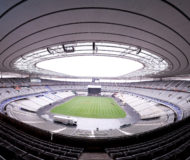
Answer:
0;0;190;160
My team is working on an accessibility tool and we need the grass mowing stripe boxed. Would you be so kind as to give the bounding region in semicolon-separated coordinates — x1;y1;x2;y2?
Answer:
51;96;126;118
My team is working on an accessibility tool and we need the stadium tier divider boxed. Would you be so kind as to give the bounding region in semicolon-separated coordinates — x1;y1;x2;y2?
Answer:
1;111;190;148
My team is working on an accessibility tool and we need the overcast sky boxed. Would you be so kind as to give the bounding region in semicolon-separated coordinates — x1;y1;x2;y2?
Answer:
37;56;143;77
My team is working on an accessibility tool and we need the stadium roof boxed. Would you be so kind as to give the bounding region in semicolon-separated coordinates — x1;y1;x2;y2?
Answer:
0;0;190;79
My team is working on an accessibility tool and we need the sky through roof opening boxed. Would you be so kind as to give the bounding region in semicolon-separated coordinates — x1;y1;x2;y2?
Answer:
37;56;143;77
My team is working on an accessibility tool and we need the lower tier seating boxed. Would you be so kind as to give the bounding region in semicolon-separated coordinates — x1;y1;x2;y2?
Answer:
0;120;84;160
106;121;190;160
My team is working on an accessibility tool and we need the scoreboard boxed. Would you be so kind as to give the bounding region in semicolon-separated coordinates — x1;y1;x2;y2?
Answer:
88;85;101;95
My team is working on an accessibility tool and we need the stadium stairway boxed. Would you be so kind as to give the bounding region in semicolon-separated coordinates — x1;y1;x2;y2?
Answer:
79;152;112;160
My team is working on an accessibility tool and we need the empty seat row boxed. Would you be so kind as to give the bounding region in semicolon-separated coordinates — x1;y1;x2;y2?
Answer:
0;121;82;152
106;121;190;159
113;135;190;160
106;124;189;153
0;120;83;160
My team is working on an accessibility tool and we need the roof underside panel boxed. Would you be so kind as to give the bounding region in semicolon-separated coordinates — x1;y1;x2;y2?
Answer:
0;0;189;78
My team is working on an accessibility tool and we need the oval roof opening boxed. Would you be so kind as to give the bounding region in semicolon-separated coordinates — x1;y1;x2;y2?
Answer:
37;56;143;77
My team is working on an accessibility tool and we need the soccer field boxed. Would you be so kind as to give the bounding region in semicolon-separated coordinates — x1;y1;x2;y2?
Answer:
51;96;126;118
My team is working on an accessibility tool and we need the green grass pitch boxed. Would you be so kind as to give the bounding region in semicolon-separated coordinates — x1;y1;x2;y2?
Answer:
51;96;126;118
